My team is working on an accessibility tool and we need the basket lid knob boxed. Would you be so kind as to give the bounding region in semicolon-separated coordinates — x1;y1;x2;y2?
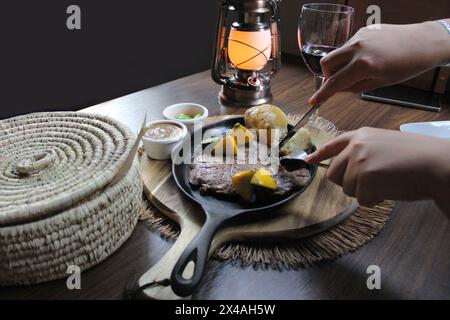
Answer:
15;150;56;174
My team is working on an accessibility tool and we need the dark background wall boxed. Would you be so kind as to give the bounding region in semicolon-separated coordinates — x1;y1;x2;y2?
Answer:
0;1;217;119
1;1;449;119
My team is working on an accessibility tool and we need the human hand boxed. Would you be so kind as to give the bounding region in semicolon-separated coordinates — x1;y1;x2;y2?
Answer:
305;127;450;213
309;21;450;105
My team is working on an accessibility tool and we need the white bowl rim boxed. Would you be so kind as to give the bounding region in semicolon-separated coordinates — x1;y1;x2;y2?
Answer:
163;103;209;123
142;120;188;144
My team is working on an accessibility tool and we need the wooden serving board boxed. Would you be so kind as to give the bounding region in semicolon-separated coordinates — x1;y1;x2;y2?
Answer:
138;115;358;300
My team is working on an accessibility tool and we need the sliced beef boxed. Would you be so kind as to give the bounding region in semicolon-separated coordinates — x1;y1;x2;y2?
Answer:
189;156;311;199
273;167;311;196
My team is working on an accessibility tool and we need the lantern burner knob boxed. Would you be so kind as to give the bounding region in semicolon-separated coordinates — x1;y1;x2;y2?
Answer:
247;75;261;87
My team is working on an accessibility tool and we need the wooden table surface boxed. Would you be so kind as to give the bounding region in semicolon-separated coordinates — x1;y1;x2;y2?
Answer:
1;61;449;299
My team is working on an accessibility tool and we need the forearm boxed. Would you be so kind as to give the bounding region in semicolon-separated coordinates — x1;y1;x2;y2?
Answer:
310;21;450;104
414;20;450;215
401;21;450;72
424;20;450;66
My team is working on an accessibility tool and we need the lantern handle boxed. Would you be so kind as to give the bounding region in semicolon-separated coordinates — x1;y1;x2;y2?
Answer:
269;0;281;21
266;0;281;77
211;0;230;85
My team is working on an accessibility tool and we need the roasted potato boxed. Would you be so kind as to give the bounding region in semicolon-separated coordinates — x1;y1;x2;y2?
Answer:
213;135;238;156
231;170;255;201
244;104;288;146
280;127;312;156
250;168;277;190
231;123;254;145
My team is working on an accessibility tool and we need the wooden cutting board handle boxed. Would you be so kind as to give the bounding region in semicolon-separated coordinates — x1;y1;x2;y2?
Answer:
138;217;202;300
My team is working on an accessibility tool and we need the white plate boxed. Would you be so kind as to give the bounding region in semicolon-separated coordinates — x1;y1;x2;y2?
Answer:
400;121;450;140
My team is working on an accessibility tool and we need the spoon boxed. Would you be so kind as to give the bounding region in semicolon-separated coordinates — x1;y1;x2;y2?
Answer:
280;150;329;170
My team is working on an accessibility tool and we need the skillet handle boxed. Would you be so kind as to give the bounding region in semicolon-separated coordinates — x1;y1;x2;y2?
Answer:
170;213;223;297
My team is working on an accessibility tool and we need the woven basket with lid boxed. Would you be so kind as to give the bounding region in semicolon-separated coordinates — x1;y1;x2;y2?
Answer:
0;112;142;286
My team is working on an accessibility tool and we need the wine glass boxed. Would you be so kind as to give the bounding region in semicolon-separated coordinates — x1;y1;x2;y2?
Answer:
298;3;354;107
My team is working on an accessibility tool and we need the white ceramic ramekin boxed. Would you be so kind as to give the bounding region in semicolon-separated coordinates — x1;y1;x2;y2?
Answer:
162;103;209;132
142;120;188;160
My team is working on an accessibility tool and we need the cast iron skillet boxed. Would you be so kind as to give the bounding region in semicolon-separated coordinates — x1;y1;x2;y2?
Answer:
170;117;316;297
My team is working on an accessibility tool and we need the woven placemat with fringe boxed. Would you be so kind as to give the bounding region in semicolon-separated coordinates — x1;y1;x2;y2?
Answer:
139;200;393;269
137;114;395;269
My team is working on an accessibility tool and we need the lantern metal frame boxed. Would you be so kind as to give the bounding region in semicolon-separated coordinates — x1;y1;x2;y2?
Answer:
211;0;281;107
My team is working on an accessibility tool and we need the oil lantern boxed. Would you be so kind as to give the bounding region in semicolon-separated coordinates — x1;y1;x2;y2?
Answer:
211;0;281;107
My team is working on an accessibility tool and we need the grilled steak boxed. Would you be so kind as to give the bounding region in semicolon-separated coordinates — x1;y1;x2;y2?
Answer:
189;155;311;199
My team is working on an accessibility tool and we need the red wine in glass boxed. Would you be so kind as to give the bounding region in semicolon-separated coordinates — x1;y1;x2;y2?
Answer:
301;44;337;76
298;3;354;91
291;3;353;136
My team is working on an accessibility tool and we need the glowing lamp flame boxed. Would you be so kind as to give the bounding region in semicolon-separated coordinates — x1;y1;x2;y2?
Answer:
228;27;272;71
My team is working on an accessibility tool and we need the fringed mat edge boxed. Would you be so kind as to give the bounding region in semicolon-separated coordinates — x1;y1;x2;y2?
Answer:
139;200;394;270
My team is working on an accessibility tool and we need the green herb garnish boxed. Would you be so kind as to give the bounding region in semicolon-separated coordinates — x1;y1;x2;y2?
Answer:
175;113;193;120
175;113;203;120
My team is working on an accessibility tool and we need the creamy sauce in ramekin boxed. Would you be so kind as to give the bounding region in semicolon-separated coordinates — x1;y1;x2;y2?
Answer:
145;122;183;140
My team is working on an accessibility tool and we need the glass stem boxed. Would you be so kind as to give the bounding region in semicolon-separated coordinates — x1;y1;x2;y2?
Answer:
315;75;324;91
310;75;324;122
